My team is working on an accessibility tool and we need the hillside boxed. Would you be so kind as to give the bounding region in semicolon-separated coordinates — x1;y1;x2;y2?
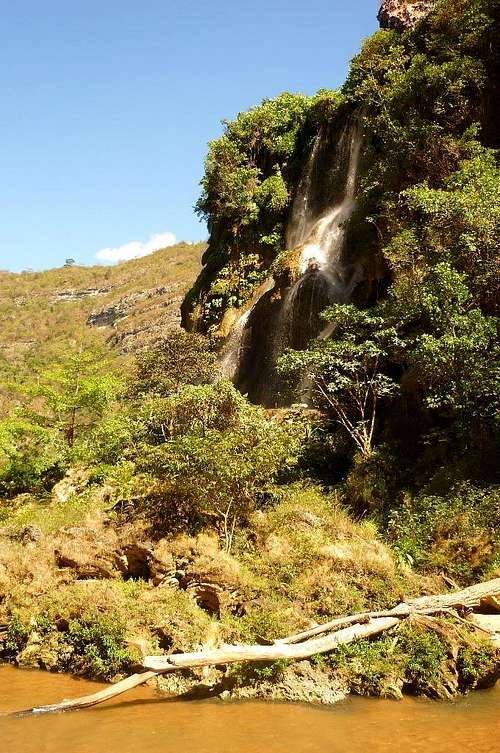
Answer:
0;242;203;417
0;241;203;364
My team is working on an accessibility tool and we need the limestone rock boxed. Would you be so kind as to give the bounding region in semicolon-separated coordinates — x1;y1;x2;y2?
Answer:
185;581;224;616
378;0;434;31
117;539;177;583
118;542;154;580
469;614;500;648
53;287;111;302
54;526;122;579
52;467;90;504
6;524;42;547
230;660;347;705
86;286;171;328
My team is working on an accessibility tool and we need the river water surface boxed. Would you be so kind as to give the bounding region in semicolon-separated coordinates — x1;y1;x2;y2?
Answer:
0;665;499;753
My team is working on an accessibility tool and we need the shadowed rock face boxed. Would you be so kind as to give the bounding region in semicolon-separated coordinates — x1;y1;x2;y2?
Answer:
378;0;434;31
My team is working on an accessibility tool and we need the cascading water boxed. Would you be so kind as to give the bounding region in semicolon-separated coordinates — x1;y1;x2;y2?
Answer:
220;112;364;404
288;118;362;296
285;131;323;253
277;115;363;355
219;309;252;380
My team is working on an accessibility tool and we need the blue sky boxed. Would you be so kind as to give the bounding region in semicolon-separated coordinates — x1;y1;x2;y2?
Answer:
0;0;378;271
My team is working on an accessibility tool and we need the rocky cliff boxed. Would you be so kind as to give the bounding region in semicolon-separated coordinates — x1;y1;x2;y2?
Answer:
0;242;203;363
378;0;435;31
184;0;499;406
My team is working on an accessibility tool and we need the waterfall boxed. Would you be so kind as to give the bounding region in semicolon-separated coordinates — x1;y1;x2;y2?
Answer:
270;119;363;404
278;116;363;351
285;131;323;252
219;112;364;405
289;117;362;282
219;276;275;381
219;309;252;380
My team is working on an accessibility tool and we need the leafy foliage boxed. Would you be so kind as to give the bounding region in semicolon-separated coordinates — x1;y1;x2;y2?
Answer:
131;330;217;397
386;147;500;314
133;381;301;549
190;90;342;328
1;0;500;693
19;344;120;447
0;417;66;496
4;608;135;680
278;305;401;457
0;343;120;496
387;484;500;581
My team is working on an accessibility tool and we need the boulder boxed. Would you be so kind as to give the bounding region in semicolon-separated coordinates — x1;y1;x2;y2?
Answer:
52;468;90;504
378;0;434;31
469;614;500;648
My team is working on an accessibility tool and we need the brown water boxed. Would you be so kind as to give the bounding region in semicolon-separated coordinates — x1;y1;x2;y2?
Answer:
1;665;499;753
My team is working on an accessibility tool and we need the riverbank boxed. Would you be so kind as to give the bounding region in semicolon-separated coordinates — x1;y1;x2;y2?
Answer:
1;484;499;707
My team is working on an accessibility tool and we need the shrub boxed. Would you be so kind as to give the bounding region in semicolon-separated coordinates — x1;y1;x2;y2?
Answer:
0;418;66;497
2;608;135;680
387;484;500;581
327;634;405;697
398;625;448;695
65;614;136;679
134;381;302;547
131;330;217;397
457;642;499;692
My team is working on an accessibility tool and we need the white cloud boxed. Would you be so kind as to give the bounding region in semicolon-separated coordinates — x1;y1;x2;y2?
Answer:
95;231;177;263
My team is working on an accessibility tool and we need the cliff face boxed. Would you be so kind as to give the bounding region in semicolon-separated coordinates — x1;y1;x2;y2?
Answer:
378;0;434;31
185;0;498;406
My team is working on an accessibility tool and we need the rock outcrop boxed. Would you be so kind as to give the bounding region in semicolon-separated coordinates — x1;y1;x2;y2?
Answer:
54;526;123;579
378;0;434;31
86;286;171;328
53;287;112;302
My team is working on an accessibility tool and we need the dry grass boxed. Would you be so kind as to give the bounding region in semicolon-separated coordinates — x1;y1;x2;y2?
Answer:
0;242;203;367
241;484;410;620
0;481;428;675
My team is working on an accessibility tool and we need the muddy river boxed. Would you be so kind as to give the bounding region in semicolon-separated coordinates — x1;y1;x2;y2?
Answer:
0;665;498;753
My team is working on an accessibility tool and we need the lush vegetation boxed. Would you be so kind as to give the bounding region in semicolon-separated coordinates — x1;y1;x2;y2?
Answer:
190;0;500;584
183;89;344;330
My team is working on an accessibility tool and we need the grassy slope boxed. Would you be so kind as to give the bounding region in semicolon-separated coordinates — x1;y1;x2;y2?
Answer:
0;242;203;414
0;242;203;362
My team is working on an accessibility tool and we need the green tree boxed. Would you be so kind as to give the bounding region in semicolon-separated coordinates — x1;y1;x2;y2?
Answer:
401;264;499;434
135;381;301;550
0;416;65;496
131;330;217;398
20;344;120;447
278;305;400;457
386;146;500;314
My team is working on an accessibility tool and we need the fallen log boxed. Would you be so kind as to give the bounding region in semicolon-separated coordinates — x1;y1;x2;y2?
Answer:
11;617;399;715
279;577;500;645
13;670;161;716
8;576;500;716
410;578;500;611
277;606;411;644
142;617;400;671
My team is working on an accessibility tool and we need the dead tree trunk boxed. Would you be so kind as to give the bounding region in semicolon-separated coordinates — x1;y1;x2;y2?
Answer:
142;617;400;672
8;577;500;716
